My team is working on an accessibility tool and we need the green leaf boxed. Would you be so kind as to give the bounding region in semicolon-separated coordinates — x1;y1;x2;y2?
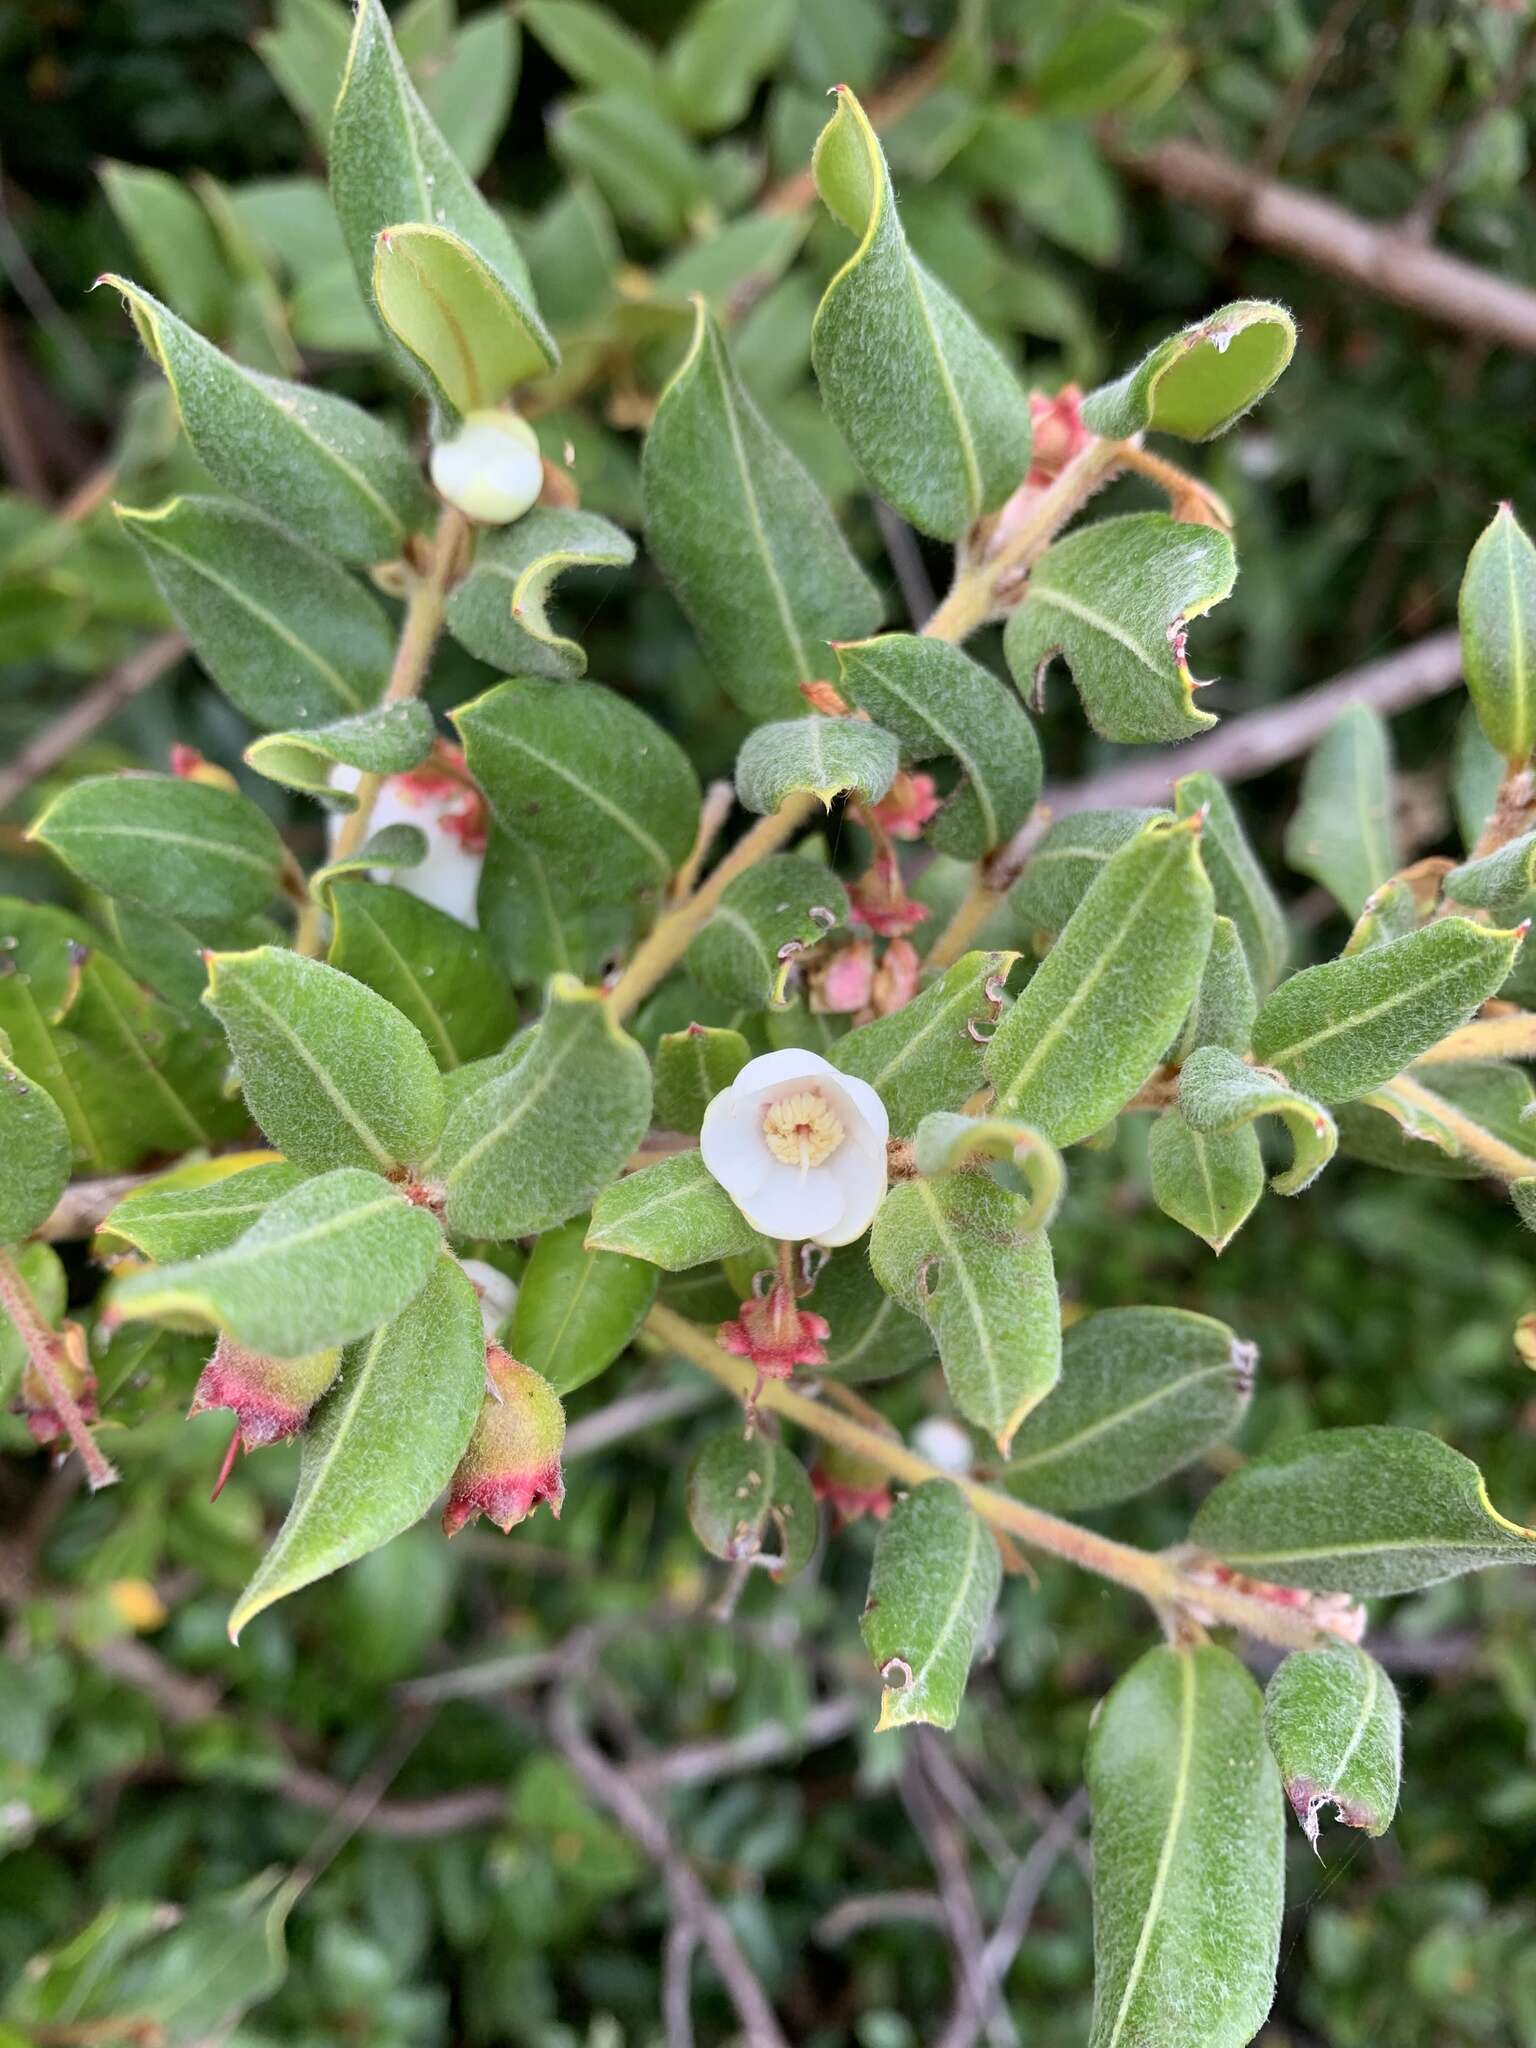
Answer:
509;1217;658;1396
438;976;652;1239
247;701;435;807
228;1251;483;1637
204;947;445;1173
101;275;428;564
1004;514;1236;744
308;823;428;901
118;497;395;731
1147;1108;1264;1253
686;855;848;1009
1189;1425;1536;1595
1344;877;1422;954
551;94;712;242
1006;1306;1254;1512
111;1167;444;1359
454;678;699;904
443;506;635;680
687;1427;818;1578
479;827;638;991
860;1481;1001;1731
834;949;1017;1138
1081;301;1296;441
256;0;352;143
1087;1644;1284;2048
0;1051;70;1245
912;1111;1064;1233
662;0;797;134
326;881;516;1070
30;774;283;926
419;8;521;181
833;634;1042;858
810;87;1031;540
653;1025;751;1134
1459;501;1536;766
99;160;229;333
1178;1045;1338;1195
813;1243;934;1383
1444;827;1536;917
1172;915;1257;1062
1338;1060;1536;1178
372;222;556;419
1283;704;1396;917
586;1149;763;1270
99;1158;306;1263
1249;917;1523;1104
329;0;553;408
1174;773;1288;991
870;1175;1060;1453
641;300;883;720
987;815;1214;1143
1264;1644;1401;1846
522;0;657;95
1009;807;1162;945
953;109;1122;264
735;716;899;815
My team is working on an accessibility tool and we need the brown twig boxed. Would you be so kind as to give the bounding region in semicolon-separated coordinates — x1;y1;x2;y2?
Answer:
902;1741;1016;2048
0;1248;117;1489
0;632;187;816
816;1890;949;1944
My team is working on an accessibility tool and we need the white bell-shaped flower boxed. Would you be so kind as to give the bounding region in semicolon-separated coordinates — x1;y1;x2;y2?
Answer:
699;1049;888;1248
429;409;543;525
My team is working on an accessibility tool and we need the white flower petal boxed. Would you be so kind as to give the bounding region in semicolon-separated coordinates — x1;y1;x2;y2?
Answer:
817;1140;886;1245
737;1162;845;1242
698;1045;890;1245
831;1069;890;1148
731;1046;839;1099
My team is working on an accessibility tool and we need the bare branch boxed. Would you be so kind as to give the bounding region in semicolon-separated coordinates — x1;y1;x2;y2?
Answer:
902;1741;1018;2048
875;498;937;629
816;1890;948;1944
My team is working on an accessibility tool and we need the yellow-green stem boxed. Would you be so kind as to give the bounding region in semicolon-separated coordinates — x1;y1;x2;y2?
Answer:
646;1302;1329;1654
0;1246;117;1490
1390;1070;1536;1181
294;507;469;957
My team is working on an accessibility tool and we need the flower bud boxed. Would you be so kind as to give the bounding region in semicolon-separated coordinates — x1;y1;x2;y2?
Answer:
810;1441;893;1529
718;1284;830;1381
20;1321;97;1446
442;1344;565;1537
189;1336;340;1452
429;410;543;525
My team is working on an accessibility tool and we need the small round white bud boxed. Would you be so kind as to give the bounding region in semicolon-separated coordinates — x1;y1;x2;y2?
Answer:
429;409;543;525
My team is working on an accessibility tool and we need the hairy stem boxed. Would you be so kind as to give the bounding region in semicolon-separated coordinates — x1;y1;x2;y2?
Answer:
646;1303;1328;1654
0;1247;117;1490
294;507;469;957
1390;1071;1536;1181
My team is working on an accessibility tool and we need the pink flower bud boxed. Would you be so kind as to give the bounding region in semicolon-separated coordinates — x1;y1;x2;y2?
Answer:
810;939;876;1015
810;1441;893;1529
718;1284;830;1382
868;937;921;1018
871;770;941;842
442;1344;565;1537
190;1335;342;1451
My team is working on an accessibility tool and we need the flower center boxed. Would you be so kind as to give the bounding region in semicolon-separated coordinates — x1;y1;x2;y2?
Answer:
761;1089;846;1173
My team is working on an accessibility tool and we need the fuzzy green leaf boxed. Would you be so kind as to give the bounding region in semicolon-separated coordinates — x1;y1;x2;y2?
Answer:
1283;704;1396;918
551;94;712;242
1006;1306;1254;1512
861;1481;1001;1731
1265;1644;1401;1846
687;1428;817;1578
735;717;899;814
813;1244;935;1384
478;827;638;991
329;0;553;408
510;1216;658;1396
870;1175;1059;1454
443;507;635;680
205;947;445;1173
1087;1644;1284;2048
1172;916;1257;1062
1004;514;1235;744
31;774;283;926
833;633;1042;858
653;1025;751;1134
1444;827;1536;917
325;881;516;1071
663;0;797;134
372;222;555;420
1080;300;1296;441
99;158;230;333
1338;1060;1536;1179
834;949;1017;1138
101;275;428;564
228;1252;483;1638
912;1111;1064;1233
454;678;699;904
585;1148;762;1270
987;816;1213;1142
642;300;883;720
255;0;352;142
0;1051;71;1245
1189;1425;1536;1595
111;1167;444;1359
522;0;657;95
1147;1109;1264;1253
1174;773;1288;991
1009;808;1162;944
118;497;394;731
1249;917;1522;1104
438;976;652;1239
308;823;428;901
1459;501;1536;767
99;1159;307;1263
246;702;434;808
810;86;1032;540
686;854;848;1008
1178;1044;1337;1195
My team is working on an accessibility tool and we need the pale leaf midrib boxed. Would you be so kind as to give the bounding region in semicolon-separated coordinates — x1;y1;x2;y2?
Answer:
224;977;398;1168
1006;1361;1231;1476
1258;949;1490;1071
915;1180;1001;1424
902;1507;986;1718
477;724;672;881
1102;1651;1197;2048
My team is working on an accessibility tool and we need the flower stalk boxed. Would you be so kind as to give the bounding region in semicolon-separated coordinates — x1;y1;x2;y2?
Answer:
0;1246;117;1490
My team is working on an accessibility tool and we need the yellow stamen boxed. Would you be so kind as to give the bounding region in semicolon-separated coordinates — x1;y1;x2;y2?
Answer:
761;1089;846;1172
